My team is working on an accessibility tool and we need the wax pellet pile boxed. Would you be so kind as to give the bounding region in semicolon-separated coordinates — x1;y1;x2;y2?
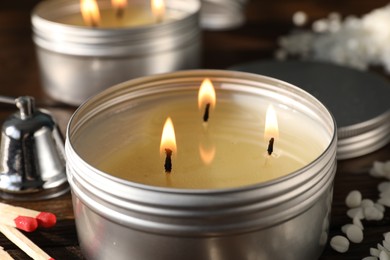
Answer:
329;160;390;259
276;5;390;73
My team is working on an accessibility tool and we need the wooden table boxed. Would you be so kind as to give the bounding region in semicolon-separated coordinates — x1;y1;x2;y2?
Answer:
0;0;389;259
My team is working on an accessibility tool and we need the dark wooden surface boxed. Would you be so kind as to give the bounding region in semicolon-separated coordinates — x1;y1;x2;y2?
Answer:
0;0;390;259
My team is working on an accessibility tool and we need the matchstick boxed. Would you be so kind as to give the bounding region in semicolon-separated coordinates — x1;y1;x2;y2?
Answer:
0;224;54;260
0;203;56;228
0;246;14;260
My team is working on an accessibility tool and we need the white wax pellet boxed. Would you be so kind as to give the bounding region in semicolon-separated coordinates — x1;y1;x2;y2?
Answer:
346;190;362;208
347;207;364;219
378;243;386;252
378;197;390;207
371;247;381;257
371;168;385;178
374;203;385;213
330;235;350;253
364;206;384;221
384;161;390;174
379;250;390;260
292;11;308;26
353;216;364;230
363;257;378;260
374;161;385;176
378;181;390;192
383;240;390;251
341;224;353;234
346;224;364;243
378;182;390;193
384;232;390;243
362;199;375;208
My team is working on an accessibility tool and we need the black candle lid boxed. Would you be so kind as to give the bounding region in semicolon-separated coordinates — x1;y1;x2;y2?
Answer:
230;60;390;159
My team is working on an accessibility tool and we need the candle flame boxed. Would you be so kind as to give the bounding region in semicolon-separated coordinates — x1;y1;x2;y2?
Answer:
198;78;216;110
80;0;101;27
160;117;177;155
151;0;165;23
199;143;216;165
264;105;279;140
111;0;127;9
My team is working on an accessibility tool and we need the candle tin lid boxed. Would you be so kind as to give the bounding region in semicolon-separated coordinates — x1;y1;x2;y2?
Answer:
230;60;390;160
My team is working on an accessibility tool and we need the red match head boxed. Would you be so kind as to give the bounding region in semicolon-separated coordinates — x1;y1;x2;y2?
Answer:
36;212;57;228
14;216;38;232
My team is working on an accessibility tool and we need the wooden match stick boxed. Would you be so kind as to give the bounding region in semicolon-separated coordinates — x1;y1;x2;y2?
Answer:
0;224;54;260
0;246;14;260
0;203;56;228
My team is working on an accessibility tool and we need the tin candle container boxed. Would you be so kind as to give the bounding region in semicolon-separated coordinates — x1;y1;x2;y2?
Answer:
66;70;337;260
31;0;201;106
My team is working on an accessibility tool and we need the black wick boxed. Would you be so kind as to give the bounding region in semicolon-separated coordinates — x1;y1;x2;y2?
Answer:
267;137;274;156
203;103;210;122
164;148;172;173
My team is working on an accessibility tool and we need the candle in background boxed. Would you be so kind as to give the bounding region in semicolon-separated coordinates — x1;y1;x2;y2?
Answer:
31;0;201;105
61;0;166;28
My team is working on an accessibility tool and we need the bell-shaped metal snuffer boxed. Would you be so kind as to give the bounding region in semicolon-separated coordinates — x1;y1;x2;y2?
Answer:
0;96;68;200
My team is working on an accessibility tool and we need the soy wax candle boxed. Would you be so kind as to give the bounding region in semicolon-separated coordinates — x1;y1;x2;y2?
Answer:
66;70;337;260
31;0;200;105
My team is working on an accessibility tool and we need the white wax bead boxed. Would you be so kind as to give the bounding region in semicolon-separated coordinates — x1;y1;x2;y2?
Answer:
380;191;390;199
379;250;390;260
364;206;383;221
362;199;375;208
341;224;353;234
363;257;379;260
371;247;381;257
378;197;390;207
346;190;362;208
378;182;390;193
384;240;390;251
363;257;378;260
347;207;364;219
312;19;329;33
384;232;390;243
371;168;385;178
374;161;385;176
330;235;349;253
292;11;308;26
384;162;390;174
346;224;364;243
378;243;386;251
353;216;364;230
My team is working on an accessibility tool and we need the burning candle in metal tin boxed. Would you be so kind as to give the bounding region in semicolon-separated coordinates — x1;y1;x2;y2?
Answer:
31;0;201;105
66;70;337;260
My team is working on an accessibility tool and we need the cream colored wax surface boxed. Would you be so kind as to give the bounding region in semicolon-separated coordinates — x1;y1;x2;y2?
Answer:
59;6;157;28
93;93;328;190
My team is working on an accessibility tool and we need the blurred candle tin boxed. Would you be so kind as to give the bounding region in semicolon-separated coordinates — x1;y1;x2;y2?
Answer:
65;70;337;260
31;0;201;106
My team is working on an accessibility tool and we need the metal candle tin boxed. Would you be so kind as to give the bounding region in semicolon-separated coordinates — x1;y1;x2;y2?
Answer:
31;0;201;106
66;70;337;260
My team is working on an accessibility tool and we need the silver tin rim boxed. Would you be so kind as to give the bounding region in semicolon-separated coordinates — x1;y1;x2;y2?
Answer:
31;0;201;57
66;69;337;235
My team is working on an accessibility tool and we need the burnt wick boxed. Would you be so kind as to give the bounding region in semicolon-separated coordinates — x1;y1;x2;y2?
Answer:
203;103;210;122
267;137;274;156
164;148;173;173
